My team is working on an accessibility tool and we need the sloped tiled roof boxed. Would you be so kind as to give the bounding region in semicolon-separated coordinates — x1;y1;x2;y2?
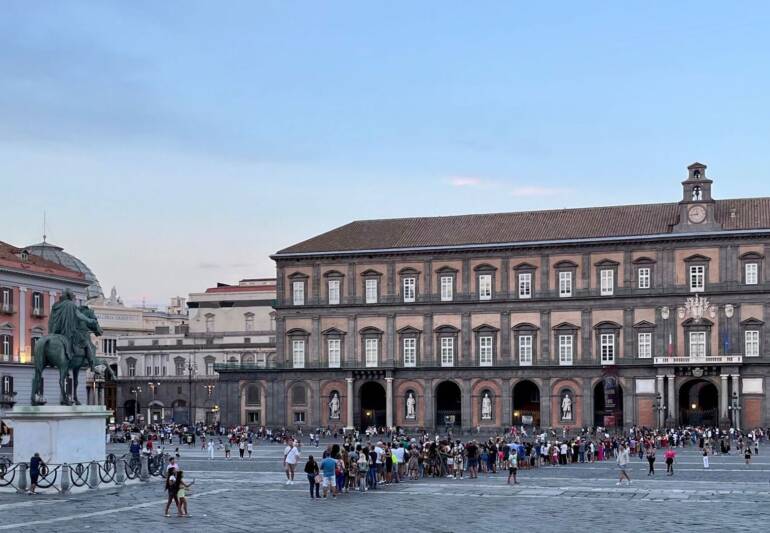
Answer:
276;198;770;256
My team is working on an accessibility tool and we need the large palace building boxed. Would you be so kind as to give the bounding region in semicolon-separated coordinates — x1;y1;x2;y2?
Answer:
216;163;770;432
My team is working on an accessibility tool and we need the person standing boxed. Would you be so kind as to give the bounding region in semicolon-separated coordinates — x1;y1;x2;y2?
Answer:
646;446;656;476
319;451;338;499
247;440;254;459
207;439;214;460
304;455;320;499
239;439;246;460
284;441;300;484
507;450;519;485
27;453;45;495
745;446;752;465
616;443;631;486
702;448;710;469
664;446;676;476
176;471;193;517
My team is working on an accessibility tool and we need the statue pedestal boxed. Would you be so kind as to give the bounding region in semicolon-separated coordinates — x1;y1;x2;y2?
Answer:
5;405;111;465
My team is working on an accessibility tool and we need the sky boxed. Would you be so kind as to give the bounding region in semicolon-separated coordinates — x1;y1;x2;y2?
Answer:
2;1;770;307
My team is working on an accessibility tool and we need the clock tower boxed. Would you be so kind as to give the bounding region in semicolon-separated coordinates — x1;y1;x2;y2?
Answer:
672;162;722;232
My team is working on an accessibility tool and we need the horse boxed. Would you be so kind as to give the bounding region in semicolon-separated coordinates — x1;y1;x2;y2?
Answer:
31;307;104;406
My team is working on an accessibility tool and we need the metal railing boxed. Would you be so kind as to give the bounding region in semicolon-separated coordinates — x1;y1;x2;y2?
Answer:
654;355;744;365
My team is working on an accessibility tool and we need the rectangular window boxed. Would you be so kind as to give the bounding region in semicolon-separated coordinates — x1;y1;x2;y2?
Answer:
293;411;305;424
479;336;493;366
638;267;651;289
292;281;305;306
206;361;214;375
559;271;572;297
127;362;136;377
1;289;9;311
365;338;378;367
440;276;453;302
32;292;42;313
403;338;417;367
689;332;707;359
365;279;378;304
154;365;160;376
638;332;652;359
518;273;532;299
600;269;614;296
1;335;10;359
146;366;151;376
558;335;573;365
292;340;305;368
746;263;759;285
478;274;492;300
746;330;760;357
518;335;532;366
175;362;185;376
689;265;705;292
440;337;454;367
328;279;340;305
328;338;341;368
600;333;615;364
403;277;416;303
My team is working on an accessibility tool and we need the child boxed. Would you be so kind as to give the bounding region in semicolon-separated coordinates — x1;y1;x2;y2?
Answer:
454;447;464;479
745;446;752;465
176;470;193;517
507;451;519;485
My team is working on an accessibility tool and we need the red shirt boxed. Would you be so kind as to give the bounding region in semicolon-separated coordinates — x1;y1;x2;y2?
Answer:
664;449;675;460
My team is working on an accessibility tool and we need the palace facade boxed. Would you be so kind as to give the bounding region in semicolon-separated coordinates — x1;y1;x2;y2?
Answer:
216;163;770;432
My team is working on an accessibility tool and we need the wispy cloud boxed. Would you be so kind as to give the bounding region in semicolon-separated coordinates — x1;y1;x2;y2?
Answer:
446;176;570;197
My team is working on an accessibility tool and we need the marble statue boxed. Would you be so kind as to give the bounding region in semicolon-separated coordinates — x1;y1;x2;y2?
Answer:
329;392;340;419
561;393;573;421
406;392;416;419
481;392;492;420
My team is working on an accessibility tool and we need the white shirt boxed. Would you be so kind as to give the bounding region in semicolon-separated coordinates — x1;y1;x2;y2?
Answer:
394;447;405;463
374;446;384;464
285;446;300;465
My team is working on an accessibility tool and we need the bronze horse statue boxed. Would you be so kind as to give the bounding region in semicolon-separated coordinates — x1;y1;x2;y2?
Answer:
31;305;114;405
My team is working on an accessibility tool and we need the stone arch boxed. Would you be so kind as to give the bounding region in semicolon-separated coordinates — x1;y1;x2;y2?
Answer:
395;379;425;427
550;378;583;427
285;379;312;428
470;379;502;426
320;380;347;428
512;379;541;427
239;381;265;426
678;377;719;426
435;379;462;428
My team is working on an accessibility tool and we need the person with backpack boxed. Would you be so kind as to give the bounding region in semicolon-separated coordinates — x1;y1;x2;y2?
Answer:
304;455;320;499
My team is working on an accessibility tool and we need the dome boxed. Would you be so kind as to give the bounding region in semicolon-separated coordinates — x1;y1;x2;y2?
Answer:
25;241;104;299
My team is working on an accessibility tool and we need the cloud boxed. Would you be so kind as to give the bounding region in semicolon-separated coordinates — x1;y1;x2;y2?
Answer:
449;176;485;187
446;175;570;197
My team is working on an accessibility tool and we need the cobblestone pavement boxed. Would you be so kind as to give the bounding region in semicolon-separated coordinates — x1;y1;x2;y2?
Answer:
3;443;770;532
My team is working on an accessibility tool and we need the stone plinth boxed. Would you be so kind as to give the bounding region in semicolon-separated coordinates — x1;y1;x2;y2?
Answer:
4;405;112;465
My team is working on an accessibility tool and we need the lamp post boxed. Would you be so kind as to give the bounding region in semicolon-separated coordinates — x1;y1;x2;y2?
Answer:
129;386;142;423
655;393;666;428
148;382;160;423
187;360;198;426
203;384;215;425
728;391;742;430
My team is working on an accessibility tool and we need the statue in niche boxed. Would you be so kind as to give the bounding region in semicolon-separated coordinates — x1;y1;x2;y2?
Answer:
481;392;492;420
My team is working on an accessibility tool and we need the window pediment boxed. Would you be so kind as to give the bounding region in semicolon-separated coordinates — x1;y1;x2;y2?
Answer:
593;320;622;330
472;323;500;333
0;323;13;331
594;259;620;267
435;266;458;274
632;256;656;265
553;260;578;269
434;324;460;334
632;320;657;329
683;254;711;263
740;317;765;327
398;267;420;276
513;262;537;271
397;325;422;335
323;270;345;278
552;322;580;331
288;271;309;279
512;322;539;332
682;318;713;327
739;252;764;261
286;328;310;336
359;326;384;335
473;263;497;272
360;269;383;277
321;327;346;336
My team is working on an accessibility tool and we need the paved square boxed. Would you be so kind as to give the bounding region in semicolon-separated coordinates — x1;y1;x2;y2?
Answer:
2;443;770;532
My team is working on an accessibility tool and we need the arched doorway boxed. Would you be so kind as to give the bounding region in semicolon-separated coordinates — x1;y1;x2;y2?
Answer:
435;381;462;429
593;380;624;428
512;380;540;427
360;382;386;429
679;379;718;426
148;400;164;424
124;399;139;421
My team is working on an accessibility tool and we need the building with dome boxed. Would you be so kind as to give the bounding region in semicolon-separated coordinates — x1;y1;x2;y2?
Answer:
25;241;104;300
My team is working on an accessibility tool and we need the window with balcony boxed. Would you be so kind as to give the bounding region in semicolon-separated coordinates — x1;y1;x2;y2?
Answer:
0;287;12;314
440;337;454;367
440;276;454;301
600;333;615;364
745;330;760;357
600;269;614;296
292;281;305;306
126;358;136;377
403;338;417;367
558;335;573;365
328;279;341;305
637;332;652;358
1;375;13;396
292;340;305;368
31;292;43;316
365;279;378;304
1;334;13;361
402;277;416;303
745;263;759;285
365;338;378;367
328;338;341;368
478;337;493;366
478;274;492;300
518;335;532;365
689;331;706;358
559;271;573;297
205;357;215;375
637;267;651;289
513;323;538;367
518;272;532;299
175;357;186;376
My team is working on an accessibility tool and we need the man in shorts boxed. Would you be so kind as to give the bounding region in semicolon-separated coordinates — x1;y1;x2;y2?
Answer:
616;443;631;486
507;448;519;485
284;440;300;484
320;451;338;499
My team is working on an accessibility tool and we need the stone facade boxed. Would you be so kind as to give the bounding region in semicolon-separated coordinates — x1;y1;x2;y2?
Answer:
216;164;770;431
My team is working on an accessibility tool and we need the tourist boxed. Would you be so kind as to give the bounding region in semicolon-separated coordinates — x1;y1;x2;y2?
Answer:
247;440;254;459
27;452;44;495
207;439;214;460
357;448;369;492
507;451;519;485
224;439;232;459
319;451;337;499
646;445;656;476
175;470;193;517
664;446;676;476
703;448;710;469
616;443;631;486
284;440;300;484
239;438;246;460
164;466;181;517
304;455;320;499
745;445;752;465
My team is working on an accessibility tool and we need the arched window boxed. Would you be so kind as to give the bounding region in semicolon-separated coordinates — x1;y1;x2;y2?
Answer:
245;384;261;405
291;384;307;405
126;357;137;377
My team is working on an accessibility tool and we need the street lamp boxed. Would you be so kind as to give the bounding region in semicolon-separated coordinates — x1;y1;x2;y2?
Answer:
187;360;198;426
728;391;742;430
129;386;142;422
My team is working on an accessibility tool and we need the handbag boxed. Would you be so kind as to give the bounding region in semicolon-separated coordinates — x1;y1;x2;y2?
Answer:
314;474;323;484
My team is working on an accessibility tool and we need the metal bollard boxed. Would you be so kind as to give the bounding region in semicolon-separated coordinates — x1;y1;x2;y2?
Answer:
115;458;125;485
139;455;150;482
61;464;71;494
88;462;99;489
16;463;28;494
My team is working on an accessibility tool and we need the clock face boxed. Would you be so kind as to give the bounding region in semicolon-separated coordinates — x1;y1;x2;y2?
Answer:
688;205;707;224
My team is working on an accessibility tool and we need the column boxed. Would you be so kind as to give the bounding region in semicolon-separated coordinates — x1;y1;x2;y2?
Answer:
386;315;395;364
345;377;354;429
18;287;26;362
666;374;676;424
732;374;741;430
385;377;394;428
540;378;552;429
720;374;729;420
501;383;512;428
656;375;665;426
312;317;321;365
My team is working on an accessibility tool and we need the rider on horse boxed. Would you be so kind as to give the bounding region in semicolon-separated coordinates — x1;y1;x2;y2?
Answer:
48;289;98;371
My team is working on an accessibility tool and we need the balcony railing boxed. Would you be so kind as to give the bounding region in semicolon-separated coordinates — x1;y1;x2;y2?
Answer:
0;304;14;315
653;355;744;365
31;308;46;318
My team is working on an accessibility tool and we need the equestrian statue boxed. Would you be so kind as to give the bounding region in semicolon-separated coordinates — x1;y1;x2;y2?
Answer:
30;289;115;406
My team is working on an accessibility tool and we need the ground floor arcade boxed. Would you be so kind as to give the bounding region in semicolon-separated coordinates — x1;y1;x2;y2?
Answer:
215;364;769;432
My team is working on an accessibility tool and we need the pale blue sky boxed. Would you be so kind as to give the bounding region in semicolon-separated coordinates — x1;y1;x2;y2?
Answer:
2;1;770;305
